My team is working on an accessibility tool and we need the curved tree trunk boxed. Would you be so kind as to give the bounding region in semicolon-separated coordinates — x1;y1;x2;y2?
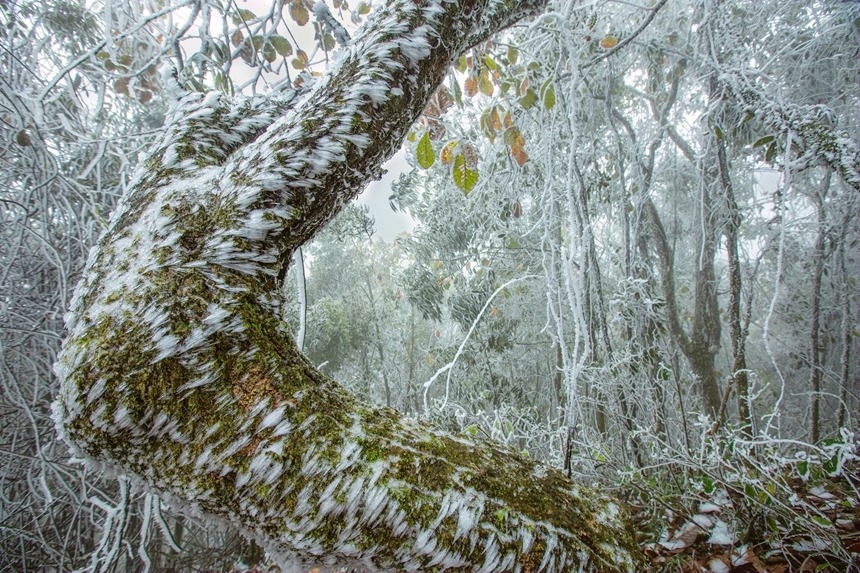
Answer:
52;1;641;571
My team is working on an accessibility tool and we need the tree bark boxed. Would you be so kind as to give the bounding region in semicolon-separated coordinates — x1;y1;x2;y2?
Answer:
52;1;641;571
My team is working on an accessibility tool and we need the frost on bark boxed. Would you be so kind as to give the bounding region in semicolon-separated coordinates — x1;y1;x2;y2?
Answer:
52;0;641;572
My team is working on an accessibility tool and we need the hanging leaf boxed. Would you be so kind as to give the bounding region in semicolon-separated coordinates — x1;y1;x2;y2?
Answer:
504;126;524;147
462;143;478;168
416;132;435;169
231;29;244;47
507;45;519;64
290;1;309;25
752;135;775;148
292;50;309;69
600;35;619;49
231;8;257;24
519;88;537;109
441;141;457;164
483;55;499;71
262;41;277;63
511;143;528;166
478;69;493;96
453;153;479;195
269;35;293;57
427;118;446;140
512;200;522;218
464;75;478;97
542;81;556;110
322;33;336;51
480;109;496;141
765;141;777;163
451;79;463;106
113;78;129;96
489;107;503;131
455;54;468;73
15;129;31;147
357;1;371;15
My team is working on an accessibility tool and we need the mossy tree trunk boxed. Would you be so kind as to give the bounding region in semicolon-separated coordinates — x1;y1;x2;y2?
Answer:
53;1;641;571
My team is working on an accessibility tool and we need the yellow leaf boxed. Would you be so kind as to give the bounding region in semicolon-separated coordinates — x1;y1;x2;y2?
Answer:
441;141;457;164
600;35;619;49
290;1;309;25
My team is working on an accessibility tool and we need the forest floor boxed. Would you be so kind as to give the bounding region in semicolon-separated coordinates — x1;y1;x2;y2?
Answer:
626;465;860;573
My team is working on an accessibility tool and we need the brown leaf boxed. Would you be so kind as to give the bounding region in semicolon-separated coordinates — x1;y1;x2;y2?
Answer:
464;75;478;97
290;0;309;25
511;143;528;166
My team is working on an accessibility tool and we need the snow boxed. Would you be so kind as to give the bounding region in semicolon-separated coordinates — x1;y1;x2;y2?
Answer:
692;513;714;529
698;502;722;513
708;520;736;545
707;558;729;573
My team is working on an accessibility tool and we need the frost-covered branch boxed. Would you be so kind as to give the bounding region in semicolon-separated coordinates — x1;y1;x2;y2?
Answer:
53;0;641;571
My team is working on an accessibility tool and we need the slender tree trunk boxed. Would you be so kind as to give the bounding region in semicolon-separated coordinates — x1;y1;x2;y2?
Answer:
52;1;640;571
715;134;751;434
808;172;831;443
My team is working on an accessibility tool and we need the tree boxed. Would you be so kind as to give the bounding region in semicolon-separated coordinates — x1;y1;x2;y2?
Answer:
52;1;641;571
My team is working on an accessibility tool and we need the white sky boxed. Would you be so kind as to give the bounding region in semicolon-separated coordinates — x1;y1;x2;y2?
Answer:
357;149;415;242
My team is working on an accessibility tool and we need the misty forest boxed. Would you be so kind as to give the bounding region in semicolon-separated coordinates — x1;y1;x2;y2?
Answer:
1;0;859;571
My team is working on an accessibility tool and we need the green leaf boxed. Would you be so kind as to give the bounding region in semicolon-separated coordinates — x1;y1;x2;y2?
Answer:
478;69;493;96
453;153;478;195
269;35;293;57
519;88;537;109
753;135;775;148
483;55;498;71
811;515;832;528
232;8;257;24
765;141;777;163
542;80;556;110
464;424;478;436
507;46;519;64
416;132;435;169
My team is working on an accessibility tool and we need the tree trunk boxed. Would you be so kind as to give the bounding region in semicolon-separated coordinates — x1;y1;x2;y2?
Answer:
52;1;640;571
808;172;831;443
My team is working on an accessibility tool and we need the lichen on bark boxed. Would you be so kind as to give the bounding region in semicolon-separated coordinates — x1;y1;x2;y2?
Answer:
53;0;643;571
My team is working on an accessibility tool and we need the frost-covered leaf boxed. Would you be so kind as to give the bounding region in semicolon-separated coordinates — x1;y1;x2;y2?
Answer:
441;141;457;164
231;8;257;24
269;35;293;57
600;34;619;48
464;75;478;97
291;50;309;69
290;1;310;26
520;87;537;109
416;132;435;169
453;153;478;194
479;68;493;96
542;80;556;110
